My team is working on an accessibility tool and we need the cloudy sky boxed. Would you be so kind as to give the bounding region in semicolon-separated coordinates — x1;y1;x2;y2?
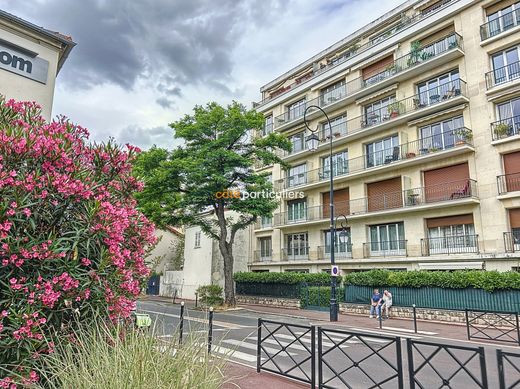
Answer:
1;0;404;150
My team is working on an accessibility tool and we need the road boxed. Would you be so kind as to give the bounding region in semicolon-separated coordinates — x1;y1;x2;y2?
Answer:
137;300;520;388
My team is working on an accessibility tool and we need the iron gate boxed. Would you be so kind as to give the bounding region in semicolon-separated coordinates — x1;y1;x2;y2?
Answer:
318;327;404;389
497;349;520;389
465;309;520;346
407;338;488;389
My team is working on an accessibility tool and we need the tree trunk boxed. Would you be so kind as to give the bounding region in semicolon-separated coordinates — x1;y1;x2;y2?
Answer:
219;239;236;306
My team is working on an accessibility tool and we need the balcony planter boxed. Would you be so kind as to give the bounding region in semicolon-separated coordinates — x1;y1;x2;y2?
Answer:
406;152;416;158
454;128;473;145
387;102;404;118
494;123;511;138
333;132;341;138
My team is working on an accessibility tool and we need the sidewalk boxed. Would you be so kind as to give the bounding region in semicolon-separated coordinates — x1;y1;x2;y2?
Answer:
223;362;308;389
239;303;470;342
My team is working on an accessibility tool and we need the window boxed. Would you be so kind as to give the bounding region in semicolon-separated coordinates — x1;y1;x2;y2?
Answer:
321;114;347;139
496;97;520;137
419;116;464;152
321;150;348;179
285;232;309;259
263;115;273;136
287;199;307;222
289;132;305;154
320;80;346;105
194;231;201;248
491;46;520;85
287;163;307;187
260;215;272;228
427;223;476;253
417;69;459;106
287;99;306;121
252;270;269;273
323;228;351;255
258;237;272;261
365;134;399;167
364;95;395;126
285;269;309;273
369;222;406;255
486;2;520;38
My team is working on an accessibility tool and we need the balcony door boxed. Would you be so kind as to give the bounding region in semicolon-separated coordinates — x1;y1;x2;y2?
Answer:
423;163;470;202
323;228;351;255
287;199;307;223
426;214;476;254
287;163;306;187
321;150;348;179
259;237;272;261
369;222;405;256
503;151;520;192
417;69;459;106
364;95;395;126
367;177;402;212
286;233;309;258
322;188;350;219
497;98;520;136
365;134;399;168
509;208;520;251
491;47;520;85
322;114;347;139
287;99;306;121
419;116;463;152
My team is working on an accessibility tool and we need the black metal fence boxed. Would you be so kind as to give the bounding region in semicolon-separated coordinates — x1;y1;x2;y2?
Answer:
466;309;520;346
407;339;488;388
497;349;520;389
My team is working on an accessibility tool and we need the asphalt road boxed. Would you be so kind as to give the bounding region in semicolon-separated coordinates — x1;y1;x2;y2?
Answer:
137;300;520;389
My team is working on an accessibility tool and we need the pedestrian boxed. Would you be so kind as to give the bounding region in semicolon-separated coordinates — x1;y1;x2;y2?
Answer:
382;290;393;319
369;288;382;319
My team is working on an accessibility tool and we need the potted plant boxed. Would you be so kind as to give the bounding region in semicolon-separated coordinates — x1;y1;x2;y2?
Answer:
406;151;416;158
455;128;473;144
387;102;403;118
407;40;422;67
407;189;418;206
494;123;511;139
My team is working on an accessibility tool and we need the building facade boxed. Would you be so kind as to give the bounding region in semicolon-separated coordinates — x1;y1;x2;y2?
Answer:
0;10;75;119
251;0;520;274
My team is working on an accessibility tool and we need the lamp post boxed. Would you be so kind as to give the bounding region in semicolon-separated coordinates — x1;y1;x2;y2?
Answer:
303;105;339;322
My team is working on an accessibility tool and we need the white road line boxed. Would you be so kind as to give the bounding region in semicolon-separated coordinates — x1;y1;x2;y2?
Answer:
248;337;311;351
349;327;422;339
379;326;437;335
141;309;242;329
272;333;349;348
295;331;388;344
210;345;259;363
222;339;297;356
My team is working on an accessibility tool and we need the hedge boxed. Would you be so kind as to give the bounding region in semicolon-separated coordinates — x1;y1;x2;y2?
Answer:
234;271;342;285
344;270;520;292
301;286;345;308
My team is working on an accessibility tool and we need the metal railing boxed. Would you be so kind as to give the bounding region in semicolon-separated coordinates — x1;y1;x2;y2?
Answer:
254;1;457;107
281;247;310;261
497;172;520;194
253;250;272;262
274;205;322;226
481;9;520;41
491;115;520;141
279;127;473;188
254;218;273;229
317;245;353;260
486;60;520;89
503;231;520;253
497;349;520;389
363;240;407;258
466;309;520;346
421;234;479;256
407;339;488;389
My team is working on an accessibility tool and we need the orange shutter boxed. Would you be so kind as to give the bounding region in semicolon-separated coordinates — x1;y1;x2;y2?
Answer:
362;55;394;80
323;189;350;218
367;177;402;212
423;163;469;202
509;209;520;229
426;214;474;228
503;152;520;192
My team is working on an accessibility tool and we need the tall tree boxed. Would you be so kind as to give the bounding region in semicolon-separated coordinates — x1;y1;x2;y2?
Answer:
134;102;291;305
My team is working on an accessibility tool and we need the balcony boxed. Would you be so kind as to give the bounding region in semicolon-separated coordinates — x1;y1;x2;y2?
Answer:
253;250;272;262
254;0;457;108
281;247;310;261
485;61;520;90
280;127;473;189
254;218;273;230
491;115;520;141
421;235;479;255
497;173;520;195
480;9;520;41
317;245;353;260
363;240;407;258
504;231;520;253
274;206;322;227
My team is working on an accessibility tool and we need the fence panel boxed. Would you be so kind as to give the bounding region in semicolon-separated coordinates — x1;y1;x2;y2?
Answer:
318;328;403;389
466;309;520;346
407;338;488;389
257;318;315;387
497;349;520;389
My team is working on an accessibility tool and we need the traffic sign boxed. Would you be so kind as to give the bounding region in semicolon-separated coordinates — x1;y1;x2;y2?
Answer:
331;265;340;276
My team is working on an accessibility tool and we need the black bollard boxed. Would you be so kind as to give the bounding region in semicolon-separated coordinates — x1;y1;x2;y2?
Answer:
208;307;214;354
179;301;185;345
379;312;383;329
195;292;198;308
412;304;418;334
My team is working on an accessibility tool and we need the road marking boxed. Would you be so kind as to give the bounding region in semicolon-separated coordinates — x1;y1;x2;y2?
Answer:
141;309;243;329
222;339;298;356
272;333;349;348
295;331;388;344
210;345;259;363
379;326;437;335
248;337;310;351
349;327;422;339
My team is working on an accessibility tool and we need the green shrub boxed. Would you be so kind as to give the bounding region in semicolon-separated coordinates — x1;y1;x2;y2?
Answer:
344;270;520;292
234;271;342;285
300;286;345;308
196;285;224;307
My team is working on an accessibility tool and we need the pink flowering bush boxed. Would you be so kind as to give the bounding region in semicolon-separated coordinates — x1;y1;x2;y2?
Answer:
0;97;156;385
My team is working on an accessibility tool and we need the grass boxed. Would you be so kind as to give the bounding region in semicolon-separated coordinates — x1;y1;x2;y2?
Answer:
35;320;227;389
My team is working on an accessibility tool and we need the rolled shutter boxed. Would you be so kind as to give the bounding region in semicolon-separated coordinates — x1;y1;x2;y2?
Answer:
362;55;394;80
423;163;469;202
503;152;520;192
509;209;520;228
323;188;350;218
367;177;402;212
426;214;474;228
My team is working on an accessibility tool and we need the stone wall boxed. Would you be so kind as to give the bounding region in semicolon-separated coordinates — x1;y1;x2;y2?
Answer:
237;295;301;309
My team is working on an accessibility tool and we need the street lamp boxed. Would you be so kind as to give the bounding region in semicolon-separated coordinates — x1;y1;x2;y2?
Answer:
303;105;339;322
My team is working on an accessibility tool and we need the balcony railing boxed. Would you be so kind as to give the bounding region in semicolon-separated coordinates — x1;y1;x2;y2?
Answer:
254;0;456;107
274;206;322;226
480;9;520;41
253;250;272;262
255;217;273;229
485;61;520;89
504;231;520;253
497;173;520;195
491;115;520;141
363;240;407;258
281;247;310;261
317;245;353;260
421;235;479;255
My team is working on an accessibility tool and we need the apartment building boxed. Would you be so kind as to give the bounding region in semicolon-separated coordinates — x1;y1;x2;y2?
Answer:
250;0;520;274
